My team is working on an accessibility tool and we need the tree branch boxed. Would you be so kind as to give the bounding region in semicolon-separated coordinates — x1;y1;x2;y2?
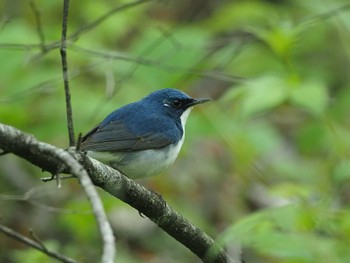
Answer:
0;224;77;263
0;123;238;263
0;123;115;263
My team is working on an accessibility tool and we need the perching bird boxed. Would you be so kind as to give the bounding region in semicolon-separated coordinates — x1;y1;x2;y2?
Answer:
81;88;210;178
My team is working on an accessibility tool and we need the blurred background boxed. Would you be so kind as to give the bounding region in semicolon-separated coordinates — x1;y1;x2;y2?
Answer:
1;0;350;262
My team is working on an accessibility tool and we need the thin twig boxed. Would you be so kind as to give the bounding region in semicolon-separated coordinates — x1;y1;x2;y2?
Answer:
55;173;62;188
60;0;75;146
0;14;10;31
41;174;75;182
0;189;93;215
0;0;154;59
76;133;83;151
69;0;153;41
0;62;107;104
299;3;350;25
87;26;182;121
70;44;246;83
29;228;47;251
0;224;77;263
29;0;46;52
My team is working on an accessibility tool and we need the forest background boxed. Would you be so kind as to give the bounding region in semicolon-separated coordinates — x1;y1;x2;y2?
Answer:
1;0;350;262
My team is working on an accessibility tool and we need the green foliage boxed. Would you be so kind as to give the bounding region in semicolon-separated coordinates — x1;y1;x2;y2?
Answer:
220;204;350;262
224;75;328;117
1;0;350;262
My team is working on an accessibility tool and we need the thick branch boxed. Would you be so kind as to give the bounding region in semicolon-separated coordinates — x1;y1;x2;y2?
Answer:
0;123;237;263
0;123;115;263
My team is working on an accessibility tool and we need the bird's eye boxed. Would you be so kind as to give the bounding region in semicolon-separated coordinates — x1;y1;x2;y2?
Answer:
172;100;182;108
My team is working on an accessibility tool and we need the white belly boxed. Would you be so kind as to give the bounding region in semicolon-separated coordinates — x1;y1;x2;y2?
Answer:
88;136;184;178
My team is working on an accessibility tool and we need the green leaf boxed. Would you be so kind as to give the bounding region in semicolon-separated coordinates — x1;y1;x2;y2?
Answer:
240;76;288;117
289;80;328;115
250;20;298;60
333;161;350;183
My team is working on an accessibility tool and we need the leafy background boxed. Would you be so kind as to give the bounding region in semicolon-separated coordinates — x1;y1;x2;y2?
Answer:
1;0;350;262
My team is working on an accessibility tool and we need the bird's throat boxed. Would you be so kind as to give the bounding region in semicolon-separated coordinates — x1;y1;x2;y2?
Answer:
180;107;192;132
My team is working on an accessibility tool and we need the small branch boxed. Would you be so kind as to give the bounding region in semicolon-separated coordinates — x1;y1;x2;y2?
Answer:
300;3;350;25
0;0;154;59
0;14;10;31
0;123;238;263
69;0;153;41
55;172;62;188
70;44;245;84
0;224;77;263
29;228;47;251
41;174;75;182
29;0;46;52
60;0;75;146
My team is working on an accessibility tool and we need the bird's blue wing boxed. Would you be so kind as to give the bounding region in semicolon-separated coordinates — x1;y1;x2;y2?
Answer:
80;119;179;152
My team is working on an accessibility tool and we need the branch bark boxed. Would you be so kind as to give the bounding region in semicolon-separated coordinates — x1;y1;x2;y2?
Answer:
0;123;238;263
0;123;115;263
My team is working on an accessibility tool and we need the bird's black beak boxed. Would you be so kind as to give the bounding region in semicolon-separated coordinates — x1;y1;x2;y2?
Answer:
187;97;210;108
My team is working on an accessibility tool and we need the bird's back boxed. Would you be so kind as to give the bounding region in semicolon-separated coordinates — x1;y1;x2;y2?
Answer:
81;101;183;153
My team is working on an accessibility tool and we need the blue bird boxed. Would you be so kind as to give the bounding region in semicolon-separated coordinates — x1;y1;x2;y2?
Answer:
81;88;210;178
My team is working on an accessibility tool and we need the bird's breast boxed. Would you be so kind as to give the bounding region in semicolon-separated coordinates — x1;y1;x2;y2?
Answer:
87;134;185;178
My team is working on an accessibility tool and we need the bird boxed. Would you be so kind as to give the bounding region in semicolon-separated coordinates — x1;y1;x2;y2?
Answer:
80;88;210;179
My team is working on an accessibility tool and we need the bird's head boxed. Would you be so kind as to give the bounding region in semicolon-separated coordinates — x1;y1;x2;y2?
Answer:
143;88;210;121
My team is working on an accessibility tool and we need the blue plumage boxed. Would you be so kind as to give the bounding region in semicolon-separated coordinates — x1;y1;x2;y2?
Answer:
81;88;209;178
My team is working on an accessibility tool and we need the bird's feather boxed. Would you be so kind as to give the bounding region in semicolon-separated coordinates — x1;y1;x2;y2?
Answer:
81;118;179;152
